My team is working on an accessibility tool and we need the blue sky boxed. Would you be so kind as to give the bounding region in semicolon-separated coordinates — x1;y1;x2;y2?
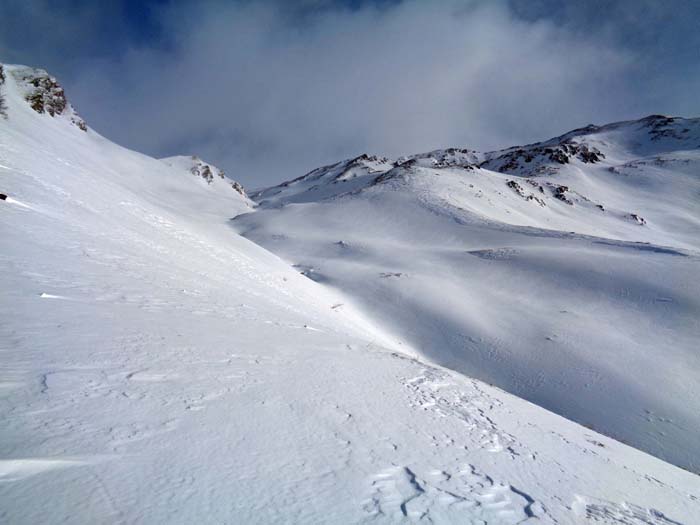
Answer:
1;0;699;187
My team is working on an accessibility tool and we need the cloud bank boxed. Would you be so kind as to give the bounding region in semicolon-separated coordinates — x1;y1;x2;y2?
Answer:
3;1;699;187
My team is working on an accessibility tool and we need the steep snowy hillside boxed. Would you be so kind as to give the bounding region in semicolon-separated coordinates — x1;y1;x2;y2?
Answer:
2;63;700;523
236;116;700;474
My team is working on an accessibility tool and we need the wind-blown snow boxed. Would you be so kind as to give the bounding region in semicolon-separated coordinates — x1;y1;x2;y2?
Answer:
2;63;700;523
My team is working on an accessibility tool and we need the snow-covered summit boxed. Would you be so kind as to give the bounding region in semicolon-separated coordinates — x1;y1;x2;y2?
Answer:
480;115;700;176
160;155;252;205
400;147;481;169
0;62;251;216
253;153;394;206
0;63;87;131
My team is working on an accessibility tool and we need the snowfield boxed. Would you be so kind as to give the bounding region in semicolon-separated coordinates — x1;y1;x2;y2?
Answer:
1;63;700;524
238;116;700;475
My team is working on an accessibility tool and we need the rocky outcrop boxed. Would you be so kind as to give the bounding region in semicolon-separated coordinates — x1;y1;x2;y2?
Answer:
482;140;604;176
643;115;695;142
630;213;646;225
0;65;7;119
190;157;225;184
400;148;478;169
161;155;250;202
8;66;87;131
230;180;246;197
506;179;546;206
188;156;246;197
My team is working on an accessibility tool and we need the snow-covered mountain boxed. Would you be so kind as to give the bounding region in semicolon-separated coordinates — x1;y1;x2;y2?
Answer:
2;63;700;524
253;115;700;248
238;115;700;474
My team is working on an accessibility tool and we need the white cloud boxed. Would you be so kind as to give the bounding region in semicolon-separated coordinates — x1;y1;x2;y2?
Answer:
21;1;685;187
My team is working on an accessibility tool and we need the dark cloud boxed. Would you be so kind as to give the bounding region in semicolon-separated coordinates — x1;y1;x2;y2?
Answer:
1;0;698;188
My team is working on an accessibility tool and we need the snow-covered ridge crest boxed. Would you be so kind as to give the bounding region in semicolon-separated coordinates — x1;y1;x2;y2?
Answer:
0;63;87;131
479;114;700;176
257;114;700;205
253;153;394;205
253;114;700;249
0;62;251;210
160;155;252;204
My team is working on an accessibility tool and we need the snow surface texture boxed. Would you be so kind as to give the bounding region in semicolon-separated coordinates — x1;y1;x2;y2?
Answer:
1;63;700;523
240;117;700;475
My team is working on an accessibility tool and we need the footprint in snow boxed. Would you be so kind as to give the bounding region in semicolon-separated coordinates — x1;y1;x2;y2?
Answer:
363;463;543;523
573;495;682;525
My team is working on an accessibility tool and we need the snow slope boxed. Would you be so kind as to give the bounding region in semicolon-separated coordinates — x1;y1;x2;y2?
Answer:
2;63;700;523
237;116;700;474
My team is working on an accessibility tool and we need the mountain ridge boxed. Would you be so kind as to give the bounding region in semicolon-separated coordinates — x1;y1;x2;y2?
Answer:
235;111;700;472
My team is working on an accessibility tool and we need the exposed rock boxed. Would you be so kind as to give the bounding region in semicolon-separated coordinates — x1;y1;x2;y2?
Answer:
332;154;392;182
24;74;67;116
400;147;478;169
231;180;246;196
630;213;647;225
525;179;545;194
644;115;690;142
547;148;570;164
506;179;526;197
190;156;225;184
72;118;87;131
483;139;604;176
577;144;604;163
526;194;546;206
10;66;87;131
506;180;546;206
552;185;573;205
0;65;6;119
170;155;248;200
